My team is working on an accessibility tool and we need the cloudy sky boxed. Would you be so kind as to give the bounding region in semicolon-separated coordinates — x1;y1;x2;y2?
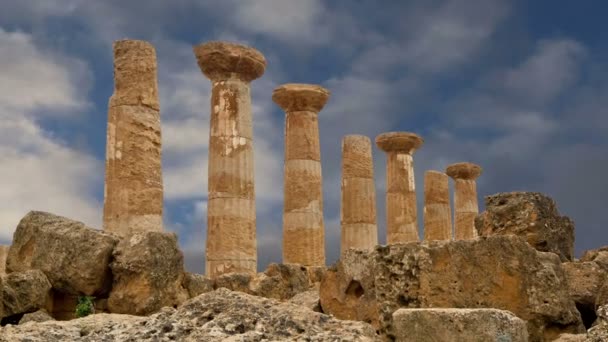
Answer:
0;0;606;273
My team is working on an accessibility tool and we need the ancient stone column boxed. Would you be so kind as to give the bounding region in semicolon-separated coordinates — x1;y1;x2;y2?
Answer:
446;162;482;240
273;84;330;266
423;171;452;241
103;39;163;236
193;42;266;277
0;245;9;274
341;135;378;254
376;132;423;244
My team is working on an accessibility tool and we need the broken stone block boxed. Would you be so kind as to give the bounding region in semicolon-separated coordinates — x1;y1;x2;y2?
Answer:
563;261;606;328
0;270;51;321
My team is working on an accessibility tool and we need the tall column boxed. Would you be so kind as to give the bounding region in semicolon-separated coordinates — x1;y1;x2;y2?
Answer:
273;84;330;266
193;41;266;277
446;162;482;240
375;132;424;244
423;171;452;241
341;135;378;254
103;39;163;236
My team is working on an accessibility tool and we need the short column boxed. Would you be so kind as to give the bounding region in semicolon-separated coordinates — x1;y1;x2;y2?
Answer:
375;132;424;244
103;39;164;237
341;135;378;254
423;171;452;241
446;162;482;240
273;83;330;266
193;41;266;276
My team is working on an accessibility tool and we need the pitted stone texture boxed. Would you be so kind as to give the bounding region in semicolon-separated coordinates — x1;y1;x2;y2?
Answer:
392;308;529;342
7;211;117;296
446;162;482;240
275;83;329;267
376;132;423;244
423;171;452;241
341;135;378;254
320;236;584;341
0;270;51;321
195;42;265;277
108;232;188;316
563;261;606;328
193;41;266;82
110;40;159;110
0;245;8;275
182;273;214;298
104;39;163;237
589;305;608;341
0;289;378;341
581;246;608;270
475;192;575;261
272;83;330;112
19;309;54;324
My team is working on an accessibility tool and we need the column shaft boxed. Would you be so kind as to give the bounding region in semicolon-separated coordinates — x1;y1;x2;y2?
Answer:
206;77;256;276
103;40;163;237
423;171;452;241
283;110;325;265
454;179;479;240
386;153;419;243
341;135;377;254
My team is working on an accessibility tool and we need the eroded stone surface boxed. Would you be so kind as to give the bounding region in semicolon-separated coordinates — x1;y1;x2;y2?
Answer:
423;171;452;241
0;246;8;275
392;308;529;342
6;211;117;296
588;305;608;341
194;41;266;277
108;232;188;315
104;39;164;237
341;135;378;254
0;270;51;321
376;132;423;244
476;192;575;261
182;272;214;298
563;261;606;328
320;236;584;341
0;289;378;341
274;83;330;266
446;162;482;240
19;309;53;325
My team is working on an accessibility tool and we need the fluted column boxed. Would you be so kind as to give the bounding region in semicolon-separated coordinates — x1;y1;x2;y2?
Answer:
376;132;424;244
193;41;266;277
423;171;452;241
446;162;482;240
103;39;163;237
341;135;378;254
273;84;330;266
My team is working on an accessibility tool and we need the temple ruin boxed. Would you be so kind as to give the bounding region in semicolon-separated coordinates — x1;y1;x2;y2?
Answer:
273;84;330;267
340;135;378;254
423;170;452;241
446;162;482;240
376;132;424;243
193;42;266;277
103;39;164;237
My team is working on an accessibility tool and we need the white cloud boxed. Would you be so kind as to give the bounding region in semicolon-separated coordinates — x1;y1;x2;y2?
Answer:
0;28;100;242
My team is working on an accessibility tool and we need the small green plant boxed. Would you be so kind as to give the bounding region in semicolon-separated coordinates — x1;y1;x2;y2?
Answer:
75;296;95;318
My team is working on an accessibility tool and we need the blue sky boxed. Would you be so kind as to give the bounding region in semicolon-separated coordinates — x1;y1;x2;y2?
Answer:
0;0;607;273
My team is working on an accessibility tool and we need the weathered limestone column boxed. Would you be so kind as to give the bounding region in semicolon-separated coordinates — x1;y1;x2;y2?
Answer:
193;42;266;277
103;39;163;236
376;132;423;244
446;162;482;240
423;171;452;241
0;245;9;274
273;84;330;266
341;135;378;254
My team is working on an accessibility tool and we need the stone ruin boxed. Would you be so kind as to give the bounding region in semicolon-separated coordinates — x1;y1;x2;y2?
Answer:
0;39;607;342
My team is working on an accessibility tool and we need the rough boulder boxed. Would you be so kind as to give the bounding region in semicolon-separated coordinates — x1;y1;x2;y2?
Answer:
0;270;51;322
320;236;584;341
475;192;575;261
0;288;377;341
6;211;117;296
108;231;188;315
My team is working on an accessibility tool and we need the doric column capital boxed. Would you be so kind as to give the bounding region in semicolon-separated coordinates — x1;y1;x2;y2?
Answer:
193;41;266;82
272;83;330;112
446;162;482;180
375;132;424;154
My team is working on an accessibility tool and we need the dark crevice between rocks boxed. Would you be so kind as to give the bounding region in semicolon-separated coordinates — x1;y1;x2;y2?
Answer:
345;280;364;298
576;302;597;329
1;312;25;326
